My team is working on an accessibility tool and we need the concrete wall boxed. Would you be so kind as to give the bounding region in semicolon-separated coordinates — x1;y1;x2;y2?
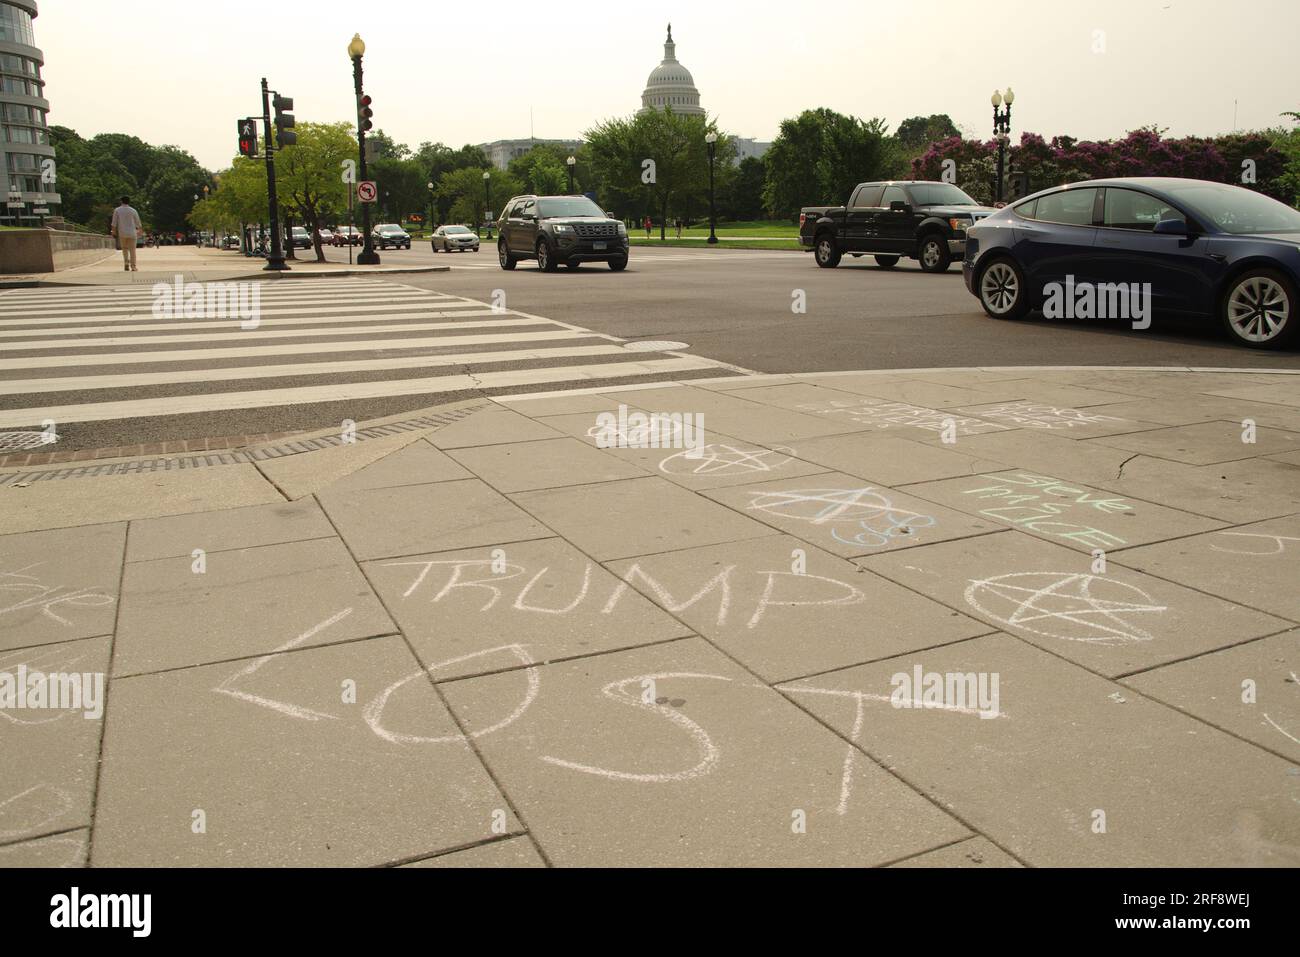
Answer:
0;229;115;273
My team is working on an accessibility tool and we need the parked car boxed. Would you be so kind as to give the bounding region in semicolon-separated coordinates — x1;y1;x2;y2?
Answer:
289;226;311;249
221;235;240;250
432;224;480;253
496;194;629;272
316;228;334;246
371;224;411;250
964;177;1300;349
332;226;361;246
800;181;996;272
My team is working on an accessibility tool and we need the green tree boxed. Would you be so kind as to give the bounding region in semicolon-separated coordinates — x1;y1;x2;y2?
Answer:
370;156;427;224
896;114;961;152
762;109;900;221
718;155;766;221
366;130;409;160
275;122;356;261
584;108;730;238
436;166;522;230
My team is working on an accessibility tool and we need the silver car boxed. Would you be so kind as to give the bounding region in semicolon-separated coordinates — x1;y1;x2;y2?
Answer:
432;224;480;253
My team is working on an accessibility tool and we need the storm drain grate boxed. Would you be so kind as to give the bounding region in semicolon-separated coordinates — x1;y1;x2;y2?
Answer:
0;403;490;485
0;431;56;451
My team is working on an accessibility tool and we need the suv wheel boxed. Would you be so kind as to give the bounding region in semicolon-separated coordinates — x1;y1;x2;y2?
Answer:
498;240;517;271
609;256;628;271
977;256;1029;321
537;240;557;272
918;235;951;273
564;261;579;270
874;255;899;269
814;234;841;268
1221;268;1296;349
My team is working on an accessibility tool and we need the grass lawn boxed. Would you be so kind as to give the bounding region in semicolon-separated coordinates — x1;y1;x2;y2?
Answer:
629;236;803;250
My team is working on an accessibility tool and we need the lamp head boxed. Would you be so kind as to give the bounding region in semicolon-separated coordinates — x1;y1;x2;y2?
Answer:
1003;87;1015;106
705;132;718;144
348;34;365;59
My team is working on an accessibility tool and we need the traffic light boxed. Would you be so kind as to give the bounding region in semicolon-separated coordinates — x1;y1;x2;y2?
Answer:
273;94;296;147
357;94;373;133
237;118;258;158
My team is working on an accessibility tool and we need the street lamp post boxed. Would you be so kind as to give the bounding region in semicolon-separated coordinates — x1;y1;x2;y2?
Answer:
566;155;576;194
349;33;380;265
705;132;718;245
991;87;1015;204
482;171;491;240
427;181;435;235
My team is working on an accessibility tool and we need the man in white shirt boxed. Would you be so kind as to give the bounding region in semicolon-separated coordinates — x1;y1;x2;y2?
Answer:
110;196;143;272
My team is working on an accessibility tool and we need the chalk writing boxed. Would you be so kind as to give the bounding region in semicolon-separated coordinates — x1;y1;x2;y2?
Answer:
964;572;1166;644
744;486;938;548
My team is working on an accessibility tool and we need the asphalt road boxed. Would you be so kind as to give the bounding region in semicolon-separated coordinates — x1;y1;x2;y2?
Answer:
320;240;1300;372
3;242;1298;454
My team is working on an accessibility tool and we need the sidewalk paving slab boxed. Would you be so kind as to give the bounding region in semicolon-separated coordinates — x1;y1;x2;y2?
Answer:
1101;455;1300;525
604;535;990;683
890;836;1022;868
446;437;651;493
702;472;1001;559
0;830;89;867
899;469;1226;553
254;430;442;500
0;636;110;845
594;432;832;491
859;534;1292;677
440;637;972;867
364;537;693;680
783;633;1299;866
318;478;551;563
510;476;776;562
1090;420;1300;465
125;498;334;563
405;837;545;868
1114;514;1300;621
425;406;565;450
113;537;394;676
776;432;1008;486
1122;629;1299;762
0;522;123;651
93;635;514;866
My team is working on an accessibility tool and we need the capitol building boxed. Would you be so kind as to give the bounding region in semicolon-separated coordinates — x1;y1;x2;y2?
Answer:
639;24;769;162
481;24;769;168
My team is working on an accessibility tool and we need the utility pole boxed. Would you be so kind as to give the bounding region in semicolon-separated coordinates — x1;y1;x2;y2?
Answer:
261;78;288;270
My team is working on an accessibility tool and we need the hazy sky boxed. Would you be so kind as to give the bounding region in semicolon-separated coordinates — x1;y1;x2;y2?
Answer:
35;0;1300;171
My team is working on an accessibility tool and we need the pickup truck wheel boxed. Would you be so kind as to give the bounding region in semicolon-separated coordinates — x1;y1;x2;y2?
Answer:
918;235;951;273
874;255;899;269
814;235;841;268
977;257;1029;321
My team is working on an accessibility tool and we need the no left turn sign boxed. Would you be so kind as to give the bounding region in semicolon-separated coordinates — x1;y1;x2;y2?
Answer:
357;181;377;203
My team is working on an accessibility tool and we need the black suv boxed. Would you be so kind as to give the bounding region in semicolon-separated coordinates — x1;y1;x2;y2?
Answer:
497;195;629;272
799;181;995;272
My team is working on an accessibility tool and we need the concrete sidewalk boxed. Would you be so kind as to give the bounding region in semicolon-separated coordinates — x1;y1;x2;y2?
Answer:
1;367;1297;867
0;244;448;287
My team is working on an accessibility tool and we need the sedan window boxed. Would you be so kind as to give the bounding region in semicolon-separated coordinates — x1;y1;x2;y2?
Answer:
1103;188;1183;230
1033;187;1098;226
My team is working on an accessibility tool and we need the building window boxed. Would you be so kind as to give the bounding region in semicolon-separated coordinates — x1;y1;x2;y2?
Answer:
0;4;37;46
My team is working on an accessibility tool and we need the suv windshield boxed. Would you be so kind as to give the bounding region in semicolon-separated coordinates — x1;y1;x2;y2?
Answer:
1164;182;1300;235
536;197;604;218
907;183;979;206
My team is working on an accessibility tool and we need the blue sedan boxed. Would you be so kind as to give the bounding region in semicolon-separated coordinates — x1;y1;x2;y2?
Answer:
963;177;1300;349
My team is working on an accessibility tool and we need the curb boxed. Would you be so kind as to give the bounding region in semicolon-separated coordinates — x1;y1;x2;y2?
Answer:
0;264;451;288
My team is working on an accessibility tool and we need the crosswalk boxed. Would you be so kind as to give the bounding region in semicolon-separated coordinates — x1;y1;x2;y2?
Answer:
0;278;747;431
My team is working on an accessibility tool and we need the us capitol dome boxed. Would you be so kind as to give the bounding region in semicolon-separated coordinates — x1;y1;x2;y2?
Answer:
639;24;705;117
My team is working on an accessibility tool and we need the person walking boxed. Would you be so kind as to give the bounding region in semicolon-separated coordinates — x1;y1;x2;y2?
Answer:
110;196;143;272
643;215;652;239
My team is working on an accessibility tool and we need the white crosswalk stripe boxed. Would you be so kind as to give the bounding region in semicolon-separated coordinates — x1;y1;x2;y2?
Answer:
0;278;748;429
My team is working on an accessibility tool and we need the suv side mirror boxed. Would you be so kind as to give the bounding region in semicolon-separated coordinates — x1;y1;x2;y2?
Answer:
1153;218;1190;236
889;200;911;214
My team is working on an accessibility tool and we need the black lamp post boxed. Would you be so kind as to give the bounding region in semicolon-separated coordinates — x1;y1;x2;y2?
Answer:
992;87;1015;204
481;171;490;239
427;181;434;234
566;155;576;194
350;33;380;265
705;131;718;245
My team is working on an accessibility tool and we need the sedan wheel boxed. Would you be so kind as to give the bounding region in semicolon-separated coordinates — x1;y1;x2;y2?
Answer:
1222;270;1295;348
978;258;1029;320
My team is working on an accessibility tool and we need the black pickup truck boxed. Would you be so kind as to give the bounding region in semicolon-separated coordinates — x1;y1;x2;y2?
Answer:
799;181;995;272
